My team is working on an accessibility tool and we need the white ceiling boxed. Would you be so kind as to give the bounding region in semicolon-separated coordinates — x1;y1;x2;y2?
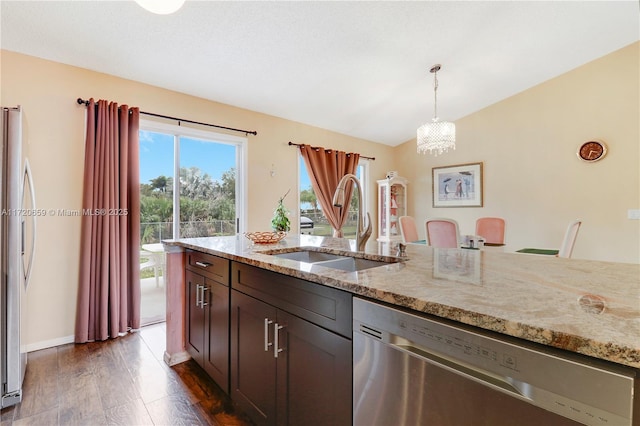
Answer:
1;1;638;146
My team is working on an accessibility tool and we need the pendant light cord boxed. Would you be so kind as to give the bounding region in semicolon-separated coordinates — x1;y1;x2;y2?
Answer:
431;64;441;121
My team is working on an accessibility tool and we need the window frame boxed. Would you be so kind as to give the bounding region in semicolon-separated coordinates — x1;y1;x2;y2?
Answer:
139;119;248;238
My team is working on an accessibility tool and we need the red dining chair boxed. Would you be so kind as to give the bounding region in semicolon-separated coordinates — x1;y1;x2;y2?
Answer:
399;216;419;243
475;217;506;246
425;218;461;248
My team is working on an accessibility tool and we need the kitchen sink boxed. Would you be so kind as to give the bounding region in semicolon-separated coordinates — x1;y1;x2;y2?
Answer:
314;257;391;272
271;250;345;263
266;248;400;272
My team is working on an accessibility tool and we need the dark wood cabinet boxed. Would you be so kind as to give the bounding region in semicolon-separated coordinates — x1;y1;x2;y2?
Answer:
203;277;230;389
276;309;352;426
231;262;352;426
185;251;230;393
231;290;278;423
185;269;206;363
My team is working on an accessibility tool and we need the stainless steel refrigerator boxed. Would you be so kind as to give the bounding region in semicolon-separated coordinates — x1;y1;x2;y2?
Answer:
1;106;35;408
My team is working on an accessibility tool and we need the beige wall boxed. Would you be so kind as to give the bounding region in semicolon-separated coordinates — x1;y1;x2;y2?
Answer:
397;42;639;264
0;50;395;350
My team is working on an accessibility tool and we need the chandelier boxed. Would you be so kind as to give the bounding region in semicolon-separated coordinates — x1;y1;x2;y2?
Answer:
417;64;456;156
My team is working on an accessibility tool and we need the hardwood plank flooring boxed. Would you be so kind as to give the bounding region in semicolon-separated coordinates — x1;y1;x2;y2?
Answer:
1;323;253;426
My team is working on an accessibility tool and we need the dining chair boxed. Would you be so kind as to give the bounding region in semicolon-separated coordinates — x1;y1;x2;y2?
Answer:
425;218;461;248
517;219;582;258
398;216;420;243
475;217;506;246
557;219;582;258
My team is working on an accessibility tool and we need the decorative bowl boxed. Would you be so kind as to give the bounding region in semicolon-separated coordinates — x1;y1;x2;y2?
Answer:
244;231;287;244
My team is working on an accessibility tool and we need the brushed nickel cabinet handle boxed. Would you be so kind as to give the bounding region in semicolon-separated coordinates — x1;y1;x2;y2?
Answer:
195;261;210;268
274;323;285;358
264;318;273;351
201;286;208;307
195;284;202;307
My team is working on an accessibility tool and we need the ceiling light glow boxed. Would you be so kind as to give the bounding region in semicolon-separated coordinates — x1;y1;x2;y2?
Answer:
134;0;185;15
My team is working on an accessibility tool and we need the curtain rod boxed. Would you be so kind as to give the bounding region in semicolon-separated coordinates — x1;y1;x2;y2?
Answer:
288;141;375;161
76;98;257;136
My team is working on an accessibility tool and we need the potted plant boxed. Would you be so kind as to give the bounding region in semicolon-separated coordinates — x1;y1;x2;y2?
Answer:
271;189;291;233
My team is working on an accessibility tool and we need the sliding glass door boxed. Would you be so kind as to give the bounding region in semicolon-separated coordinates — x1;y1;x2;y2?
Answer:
138;121;246;324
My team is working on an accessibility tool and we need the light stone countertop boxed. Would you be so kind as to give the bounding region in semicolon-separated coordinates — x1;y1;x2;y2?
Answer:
164;234;640;369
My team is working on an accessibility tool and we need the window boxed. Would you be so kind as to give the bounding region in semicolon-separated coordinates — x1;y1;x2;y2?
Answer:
298;155;369;238
179;137;238;238
139;120;247;242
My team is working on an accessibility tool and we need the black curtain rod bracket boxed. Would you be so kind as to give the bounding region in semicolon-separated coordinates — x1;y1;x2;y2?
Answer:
288;141;375;161
77;97;257;136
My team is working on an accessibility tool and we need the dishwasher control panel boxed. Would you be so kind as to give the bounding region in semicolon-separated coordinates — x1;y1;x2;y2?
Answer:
401;318;519;371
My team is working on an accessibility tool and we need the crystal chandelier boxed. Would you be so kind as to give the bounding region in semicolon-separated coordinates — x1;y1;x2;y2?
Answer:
417;64;456;156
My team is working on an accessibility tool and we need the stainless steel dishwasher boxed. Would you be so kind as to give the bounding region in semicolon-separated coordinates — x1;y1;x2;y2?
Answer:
353;297;638;426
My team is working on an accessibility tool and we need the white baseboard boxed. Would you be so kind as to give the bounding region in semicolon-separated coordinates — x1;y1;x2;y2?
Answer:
25;335;75;353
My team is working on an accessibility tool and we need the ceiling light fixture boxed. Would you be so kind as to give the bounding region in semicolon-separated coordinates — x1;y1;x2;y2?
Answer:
134;0;185;15
417;64;456;156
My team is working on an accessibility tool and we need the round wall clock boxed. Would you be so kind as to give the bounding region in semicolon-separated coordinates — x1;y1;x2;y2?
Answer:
577;140;607;162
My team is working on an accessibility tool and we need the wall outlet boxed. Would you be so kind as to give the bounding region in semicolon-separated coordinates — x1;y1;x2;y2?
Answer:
628;209;640;220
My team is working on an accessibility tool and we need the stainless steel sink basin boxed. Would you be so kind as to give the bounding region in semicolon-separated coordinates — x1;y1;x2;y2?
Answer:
265;248;400;272
315;257;391;272
271;251;345;263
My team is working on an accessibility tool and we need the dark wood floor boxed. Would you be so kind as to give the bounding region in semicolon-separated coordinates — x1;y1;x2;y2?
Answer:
0;323;253;425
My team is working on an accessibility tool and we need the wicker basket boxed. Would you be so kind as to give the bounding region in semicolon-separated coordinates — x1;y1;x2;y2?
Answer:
244;231;287;244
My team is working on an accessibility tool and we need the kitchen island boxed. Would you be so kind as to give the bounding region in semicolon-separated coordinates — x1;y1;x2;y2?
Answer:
162;234;639;425
164;233;639;368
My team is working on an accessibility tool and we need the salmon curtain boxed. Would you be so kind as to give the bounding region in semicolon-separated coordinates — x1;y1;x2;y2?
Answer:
75;99;141;342
299;145;360;237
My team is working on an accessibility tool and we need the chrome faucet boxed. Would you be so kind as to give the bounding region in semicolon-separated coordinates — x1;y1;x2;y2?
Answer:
332;174;372;251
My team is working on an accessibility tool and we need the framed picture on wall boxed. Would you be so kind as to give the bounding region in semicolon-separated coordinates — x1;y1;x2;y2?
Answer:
432;162;483;207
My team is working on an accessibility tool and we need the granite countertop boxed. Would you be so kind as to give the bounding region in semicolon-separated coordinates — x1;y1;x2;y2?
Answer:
165;234;640;369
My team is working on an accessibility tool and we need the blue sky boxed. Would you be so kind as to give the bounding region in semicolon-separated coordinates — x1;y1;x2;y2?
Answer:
139;131;236;184
140;130;318;209
299;156;312;191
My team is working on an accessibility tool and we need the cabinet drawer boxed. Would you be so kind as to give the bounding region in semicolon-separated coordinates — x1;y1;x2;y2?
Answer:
186;250;230;285
231;262;352;338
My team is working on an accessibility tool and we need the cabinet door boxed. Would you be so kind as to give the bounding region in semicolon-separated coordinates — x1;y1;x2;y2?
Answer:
231;290;277;426
276;310;352;426
203;279;230;393
185;270;205;365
